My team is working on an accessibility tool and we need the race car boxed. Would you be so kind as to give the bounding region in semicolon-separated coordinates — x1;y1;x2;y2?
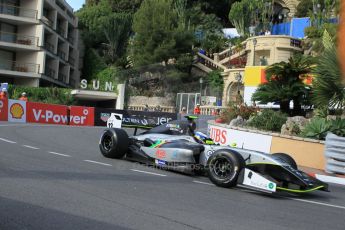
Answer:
99;117;329;194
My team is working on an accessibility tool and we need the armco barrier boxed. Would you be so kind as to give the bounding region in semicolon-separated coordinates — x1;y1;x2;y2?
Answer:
325;133;345;174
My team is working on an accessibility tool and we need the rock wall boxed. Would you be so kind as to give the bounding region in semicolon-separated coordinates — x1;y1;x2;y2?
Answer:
128;96;175;107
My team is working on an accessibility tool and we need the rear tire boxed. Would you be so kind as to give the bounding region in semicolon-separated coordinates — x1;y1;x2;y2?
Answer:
207;149;245;188
99;128;129;159
272;153;298;169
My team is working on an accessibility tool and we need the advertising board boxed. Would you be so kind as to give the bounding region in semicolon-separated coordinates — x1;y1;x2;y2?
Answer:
69;106;95;126
27;102;69;125
0;98;8;121
8;99;26;123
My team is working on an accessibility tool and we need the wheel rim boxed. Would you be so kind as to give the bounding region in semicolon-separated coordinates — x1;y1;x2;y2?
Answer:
102;134;113;151
211;157;234;180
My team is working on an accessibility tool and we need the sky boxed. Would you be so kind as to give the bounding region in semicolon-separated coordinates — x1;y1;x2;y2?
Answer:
66;0;85;11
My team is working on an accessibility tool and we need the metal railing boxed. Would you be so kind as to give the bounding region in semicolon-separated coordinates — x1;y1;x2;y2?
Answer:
0;60;40;73
0;31;39;46
45;66;56;78
44;41;55;53
0;4;38;19
57;50;66;60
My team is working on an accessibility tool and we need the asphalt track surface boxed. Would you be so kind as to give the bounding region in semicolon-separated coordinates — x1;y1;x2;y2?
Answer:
0;123;345;230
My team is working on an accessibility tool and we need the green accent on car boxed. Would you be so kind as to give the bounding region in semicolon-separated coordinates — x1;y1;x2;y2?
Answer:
268;182;275;189
205;140;215;145
150;140;165;148
247;162;279;166
276;185;325;193
185;115;198;119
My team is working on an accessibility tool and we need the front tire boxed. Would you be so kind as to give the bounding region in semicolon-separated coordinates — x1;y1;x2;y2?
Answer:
207;150;245;188
99;128;129;159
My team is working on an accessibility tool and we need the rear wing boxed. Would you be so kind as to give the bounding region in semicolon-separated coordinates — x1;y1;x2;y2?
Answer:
95;108;177;133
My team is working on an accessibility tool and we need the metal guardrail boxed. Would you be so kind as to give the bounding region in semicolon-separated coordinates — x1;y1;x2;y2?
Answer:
0;4;37;19
0;31;39;46
0;60;40;73
325;133;345;174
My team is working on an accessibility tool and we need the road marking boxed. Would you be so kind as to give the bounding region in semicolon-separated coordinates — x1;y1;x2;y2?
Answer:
192;180;214;186
84;160;112;166
22;145;40;150
130;169;167;177
0;138;16;144
48;151;71;157
287;197;345;210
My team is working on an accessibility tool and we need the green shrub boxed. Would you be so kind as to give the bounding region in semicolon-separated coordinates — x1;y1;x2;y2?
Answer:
247;110;288;132
301;118;345;140
7;85;76;105
304;26;321;38
220;103;257;124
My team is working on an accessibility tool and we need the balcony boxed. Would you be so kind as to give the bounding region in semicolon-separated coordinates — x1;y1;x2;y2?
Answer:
0;4;38;19
68;56;75;65
69;78;76;87
57;50;66;60
58;72;67;82
41;16;53;28
0;31;39;46
67;36;74;44
57;26;65;37
45;66;56;78
44;41;55;53
0;60;40;73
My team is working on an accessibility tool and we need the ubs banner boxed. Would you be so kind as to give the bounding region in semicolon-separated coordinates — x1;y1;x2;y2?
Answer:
94;108;177;128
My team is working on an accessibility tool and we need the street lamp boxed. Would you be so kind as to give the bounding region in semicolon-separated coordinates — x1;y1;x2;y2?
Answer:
199;77;204;104
252;38;257;66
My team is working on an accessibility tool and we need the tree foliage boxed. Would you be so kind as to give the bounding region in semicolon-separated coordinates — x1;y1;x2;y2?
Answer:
312;31;345;110
131;0;193;66
252;54;315;115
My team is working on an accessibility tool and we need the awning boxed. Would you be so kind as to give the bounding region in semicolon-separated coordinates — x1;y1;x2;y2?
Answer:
71;89;117;101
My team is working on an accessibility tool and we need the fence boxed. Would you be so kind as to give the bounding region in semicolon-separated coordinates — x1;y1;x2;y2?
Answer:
325;133;345;174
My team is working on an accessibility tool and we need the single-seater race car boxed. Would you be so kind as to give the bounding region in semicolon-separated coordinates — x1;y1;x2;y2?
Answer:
99;116;329;194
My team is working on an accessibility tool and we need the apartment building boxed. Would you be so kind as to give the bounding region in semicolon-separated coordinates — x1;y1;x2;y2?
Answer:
0;0;80;88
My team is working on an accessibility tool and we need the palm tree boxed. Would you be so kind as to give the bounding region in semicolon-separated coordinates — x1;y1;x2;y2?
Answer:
312;32;345;111
252;54;315;115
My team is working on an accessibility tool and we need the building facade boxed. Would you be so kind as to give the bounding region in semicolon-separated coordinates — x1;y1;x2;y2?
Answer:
0;0;80;88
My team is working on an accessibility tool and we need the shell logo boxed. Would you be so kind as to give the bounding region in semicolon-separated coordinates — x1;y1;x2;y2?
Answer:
10;103;24;119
